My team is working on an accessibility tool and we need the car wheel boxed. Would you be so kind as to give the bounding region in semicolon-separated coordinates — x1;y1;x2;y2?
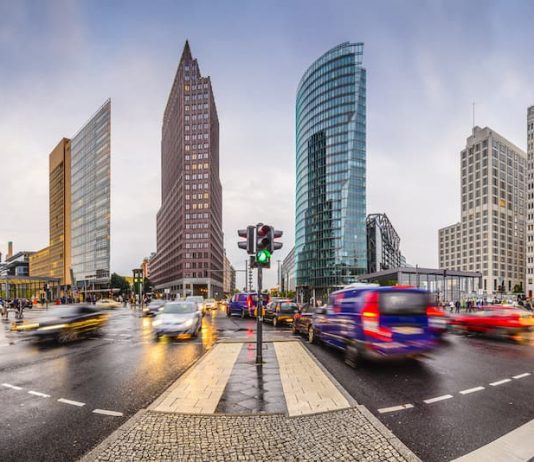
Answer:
291;323;298;335
58;329;77;344
273;317;278;328
344;344;361;368
308;326;317;344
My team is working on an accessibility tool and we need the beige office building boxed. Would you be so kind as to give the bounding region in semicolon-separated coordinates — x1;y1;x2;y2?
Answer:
526;106;534;297
439;126;526;295
30;138;72;286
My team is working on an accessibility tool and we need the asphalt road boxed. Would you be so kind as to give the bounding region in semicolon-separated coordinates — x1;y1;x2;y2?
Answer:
302;331;534;462
0;305;276;462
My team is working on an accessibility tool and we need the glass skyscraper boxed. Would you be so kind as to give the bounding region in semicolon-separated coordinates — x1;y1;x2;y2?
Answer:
70;99;111;289
295;42;367;300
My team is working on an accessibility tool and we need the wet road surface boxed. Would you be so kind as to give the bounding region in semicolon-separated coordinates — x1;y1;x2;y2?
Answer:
0;306;281;462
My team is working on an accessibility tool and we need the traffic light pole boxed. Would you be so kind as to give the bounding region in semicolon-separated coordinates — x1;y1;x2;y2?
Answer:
256;266;263;365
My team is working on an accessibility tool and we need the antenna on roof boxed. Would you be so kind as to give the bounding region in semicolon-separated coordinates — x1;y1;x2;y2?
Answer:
472;101;476;129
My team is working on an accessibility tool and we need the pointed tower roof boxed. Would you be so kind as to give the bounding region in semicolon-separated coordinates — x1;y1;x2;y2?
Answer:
180;40;192;62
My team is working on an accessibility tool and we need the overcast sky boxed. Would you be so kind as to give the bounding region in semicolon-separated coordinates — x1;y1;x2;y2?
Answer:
1;0;533;290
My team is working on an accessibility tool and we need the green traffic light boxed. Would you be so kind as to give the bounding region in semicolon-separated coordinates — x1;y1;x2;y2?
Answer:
257;249;271;264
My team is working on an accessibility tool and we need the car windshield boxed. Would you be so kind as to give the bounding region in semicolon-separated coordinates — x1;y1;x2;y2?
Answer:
280;303;298;314
149;301;165;308
186;297;203;303
163;303;196;314
38;306;84;320
206;299;215;303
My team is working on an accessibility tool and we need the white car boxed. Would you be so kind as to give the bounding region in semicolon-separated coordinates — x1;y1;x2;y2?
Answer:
95;298;121;309
186;296;205;314
204;298;217;310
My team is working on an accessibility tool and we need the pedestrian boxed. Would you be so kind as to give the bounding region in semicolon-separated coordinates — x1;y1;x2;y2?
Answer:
449;300;454;312
455;300;461;314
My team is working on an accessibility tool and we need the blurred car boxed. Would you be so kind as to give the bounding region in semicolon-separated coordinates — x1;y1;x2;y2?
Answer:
185;296;205;315
427;305;449;337
311;285;440;367
95;298;121;309
264;301;299;327
450;306;534;341
218;299;229;309
152;301;202;339
228;292;270;318
203;298;217;311
143;299;166;317
10;305;109;343
292;303;315;337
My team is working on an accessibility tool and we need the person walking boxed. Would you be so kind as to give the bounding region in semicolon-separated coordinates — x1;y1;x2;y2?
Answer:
455;300;461;314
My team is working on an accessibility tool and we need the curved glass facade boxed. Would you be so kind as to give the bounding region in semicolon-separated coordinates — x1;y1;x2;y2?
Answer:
295;42;367;298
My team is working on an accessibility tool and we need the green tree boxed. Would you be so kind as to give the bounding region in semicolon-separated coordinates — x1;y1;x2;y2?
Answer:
111;273;130;295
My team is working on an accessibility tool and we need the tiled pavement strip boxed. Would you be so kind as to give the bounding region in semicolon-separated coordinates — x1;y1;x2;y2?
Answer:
81;339;420;461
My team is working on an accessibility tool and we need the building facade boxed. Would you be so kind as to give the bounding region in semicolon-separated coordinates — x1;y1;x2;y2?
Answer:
281;247;296;293
526;106;534;297
30;138;72;286
151;41;224;298
439;126;526;295
223;253;236;296
70;100;111;290
366;213;403;274
295;42;367;301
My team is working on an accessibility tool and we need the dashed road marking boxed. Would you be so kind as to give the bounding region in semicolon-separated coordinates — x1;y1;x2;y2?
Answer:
424;394;453;404
58;398;85;407
28;391;50;398
460;386;485;395
513;373;530;379
93;409;123;417
378;404;414;414
490;378;512;386
2;383;22;390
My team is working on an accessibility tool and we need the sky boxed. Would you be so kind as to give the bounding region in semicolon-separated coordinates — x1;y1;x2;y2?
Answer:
1;0;533;290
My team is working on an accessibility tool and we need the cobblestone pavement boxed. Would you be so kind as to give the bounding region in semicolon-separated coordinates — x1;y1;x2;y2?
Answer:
85;407;416;461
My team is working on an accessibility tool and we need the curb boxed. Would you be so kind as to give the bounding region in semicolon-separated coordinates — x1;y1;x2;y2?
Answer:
357;405;422;462
78;409;148;462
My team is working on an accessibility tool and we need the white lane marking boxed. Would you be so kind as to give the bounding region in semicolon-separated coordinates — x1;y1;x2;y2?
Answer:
452;418;534;461
460;386;485;395
2;383;22;390
93;409;123;417
377;404;414;414
58;398;85;407
513;373;531;379
424;394;453;404
28;391;50;398
490;378;512;386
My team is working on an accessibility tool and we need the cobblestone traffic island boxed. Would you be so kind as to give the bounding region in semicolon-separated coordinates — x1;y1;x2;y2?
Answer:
83;407;418;462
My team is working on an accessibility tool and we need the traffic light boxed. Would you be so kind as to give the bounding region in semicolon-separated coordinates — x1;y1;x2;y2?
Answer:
237;226;255;254
255;224;284;268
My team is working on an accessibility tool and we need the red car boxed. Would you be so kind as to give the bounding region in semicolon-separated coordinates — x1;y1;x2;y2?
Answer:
450;306;534;341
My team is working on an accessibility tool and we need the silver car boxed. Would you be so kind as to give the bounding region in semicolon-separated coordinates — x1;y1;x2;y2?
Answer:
152;302;202;339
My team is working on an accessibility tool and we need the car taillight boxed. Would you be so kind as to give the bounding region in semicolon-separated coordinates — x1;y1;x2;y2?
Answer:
426;306;444;317
362;292;392;341
247;296;252;308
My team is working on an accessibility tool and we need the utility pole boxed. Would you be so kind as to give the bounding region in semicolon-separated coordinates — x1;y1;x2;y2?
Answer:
245;259;248;292
256;265;263;364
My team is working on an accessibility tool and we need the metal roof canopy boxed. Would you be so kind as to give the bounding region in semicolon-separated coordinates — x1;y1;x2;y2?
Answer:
358;266;482;280
0;275;60;284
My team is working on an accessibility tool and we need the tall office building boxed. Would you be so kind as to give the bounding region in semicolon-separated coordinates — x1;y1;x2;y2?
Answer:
295;42;367;300
366;213;404;274
151;41;224;298
70;99;111;290
30;138;72;286
439;126;526;295
526;106;534;297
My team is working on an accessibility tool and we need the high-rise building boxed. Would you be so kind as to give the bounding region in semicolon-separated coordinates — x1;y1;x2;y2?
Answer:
526;106;534;297
366;213;404;274
295;42;367;300
30;138;72;286
70;99;111;290
223;253;236;296
281;247;296;293
151;41;224;298
439;126;526;295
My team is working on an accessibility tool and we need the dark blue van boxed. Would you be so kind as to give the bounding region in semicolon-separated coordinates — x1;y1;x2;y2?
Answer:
311;284;439;366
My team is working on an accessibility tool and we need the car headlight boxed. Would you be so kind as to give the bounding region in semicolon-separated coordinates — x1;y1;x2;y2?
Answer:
152;319;162;327
183;319;194;327
38;324;67;331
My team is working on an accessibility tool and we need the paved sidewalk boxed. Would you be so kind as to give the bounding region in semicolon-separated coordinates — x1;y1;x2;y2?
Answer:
81;339;421;461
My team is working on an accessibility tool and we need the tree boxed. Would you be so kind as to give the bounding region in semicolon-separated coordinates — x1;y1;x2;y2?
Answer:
143;277;153;293
111;273;130;295
513;283;524;294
